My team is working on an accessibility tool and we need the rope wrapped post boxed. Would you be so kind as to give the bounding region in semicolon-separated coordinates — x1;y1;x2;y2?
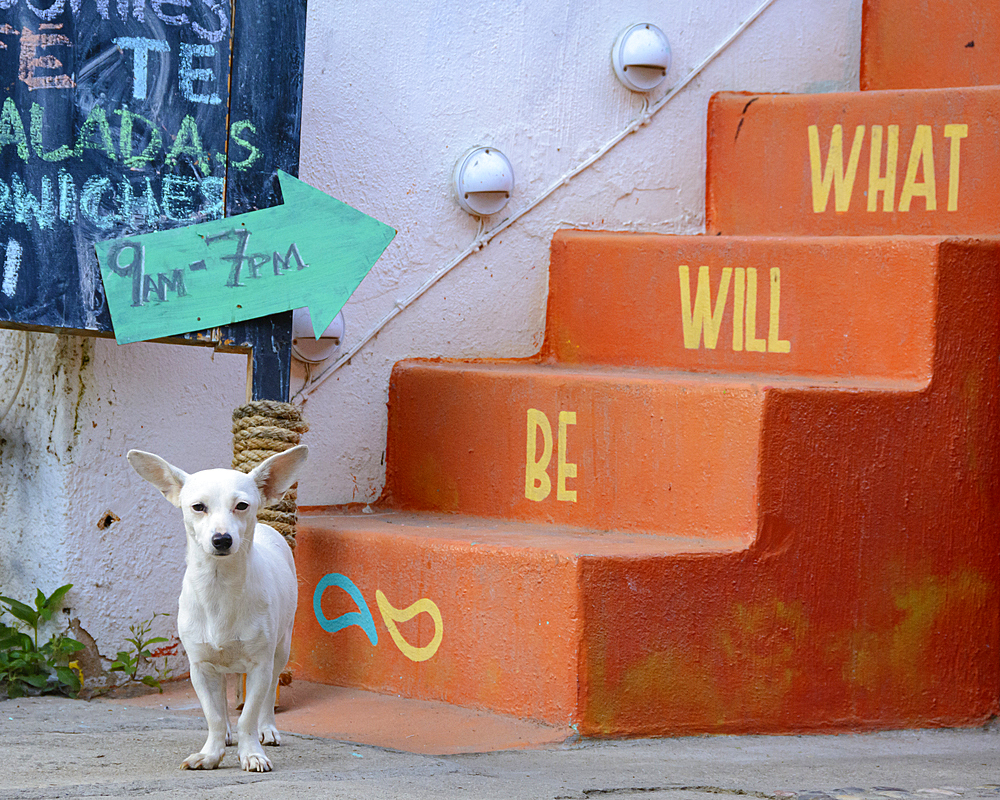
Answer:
232;400;309;550
232;400;307;709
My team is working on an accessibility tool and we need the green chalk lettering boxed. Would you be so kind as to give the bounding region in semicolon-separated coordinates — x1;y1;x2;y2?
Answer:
116;108;162;168
166;114;210;173
228;120;259;171
0;98;29;162
75;106;118;162
30;103;73;161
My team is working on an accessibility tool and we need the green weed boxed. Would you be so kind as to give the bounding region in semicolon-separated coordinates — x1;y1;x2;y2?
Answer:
0;584;84;698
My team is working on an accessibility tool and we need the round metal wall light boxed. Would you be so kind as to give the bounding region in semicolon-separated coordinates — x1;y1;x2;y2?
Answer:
612;23;671;92
453;146;514;216
291;308;345;364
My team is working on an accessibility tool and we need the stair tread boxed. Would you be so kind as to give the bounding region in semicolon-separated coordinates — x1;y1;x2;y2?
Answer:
299;508;748;556
400;358;928;393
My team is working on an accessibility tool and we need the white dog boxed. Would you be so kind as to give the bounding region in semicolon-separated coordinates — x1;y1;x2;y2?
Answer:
127;444;308;772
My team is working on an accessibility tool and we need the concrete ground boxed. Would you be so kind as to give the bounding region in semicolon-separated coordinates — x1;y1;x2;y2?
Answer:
2;680;1000;800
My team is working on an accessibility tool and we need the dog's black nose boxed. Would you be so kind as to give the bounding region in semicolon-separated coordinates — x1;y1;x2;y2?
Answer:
212;533;233;552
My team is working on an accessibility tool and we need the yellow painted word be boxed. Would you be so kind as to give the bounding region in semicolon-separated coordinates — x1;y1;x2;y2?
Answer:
525;409;578;503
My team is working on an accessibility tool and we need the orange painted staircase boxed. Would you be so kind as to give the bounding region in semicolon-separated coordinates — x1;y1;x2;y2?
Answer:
290;1;1000;737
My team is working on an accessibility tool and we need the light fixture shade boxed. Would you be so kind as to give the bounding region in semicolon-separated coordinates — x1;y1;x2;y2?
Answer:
453;147;514;216
291;307;345;363
612;23;671;92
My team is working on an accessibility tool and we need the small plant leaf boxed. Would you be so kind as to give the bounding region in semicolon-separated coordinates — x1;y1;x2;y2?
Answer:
22;672;50;688
0;597;39;627
55;666;81;695
140;675;162;691
39;584;73;621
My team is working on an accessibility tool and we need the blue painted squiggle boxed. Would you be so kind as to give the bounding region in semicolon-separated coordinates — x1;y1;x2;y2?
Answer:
312;572;378;646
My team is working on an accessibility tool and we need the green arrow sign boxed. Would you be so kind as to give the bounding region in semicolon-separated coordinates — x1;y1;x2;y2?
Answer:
94;171;396;345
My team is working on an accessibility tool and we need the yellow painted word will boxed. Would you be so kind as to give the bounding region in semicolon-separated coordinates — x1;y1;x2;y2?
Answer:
678;265;790;353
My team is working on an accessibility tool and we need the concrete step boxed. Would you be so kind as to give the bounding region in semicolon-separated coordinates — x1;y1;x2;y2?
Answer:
290;510;735;727
706;86;1000;236
544;231;935;381
861;0;1000;90
383;360;774;542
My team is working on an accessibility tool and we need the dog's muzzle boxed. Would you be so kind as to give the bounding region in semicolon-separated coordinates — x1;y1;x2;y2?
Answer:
211;533;233;554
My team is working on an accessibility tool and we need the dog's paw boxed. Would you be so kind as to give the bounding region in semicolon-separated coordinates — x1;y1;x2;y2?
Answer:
181;751;224;770
225;727;235;747
239;750;273;772
259;724;281;746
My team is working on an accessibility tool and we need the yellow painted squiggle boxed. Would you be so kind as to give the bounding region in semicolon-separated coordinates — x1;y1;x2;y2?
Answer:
375;590;443;662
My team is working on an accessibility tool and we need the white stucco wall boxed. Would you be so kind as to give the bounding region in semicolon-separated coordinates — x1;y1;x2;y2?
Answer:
0;0;861;676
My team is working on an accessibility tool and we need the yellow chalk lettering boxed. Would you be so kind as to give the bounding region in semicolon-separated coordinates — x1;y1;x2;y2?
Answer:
678;265;731;350
866;124;898;212
944;123;967;212
744;268;766;352
525;408;552;502
732;267;745;352
557;411;577;503
808;124;864;213
899;125;936;211
767;268;791;353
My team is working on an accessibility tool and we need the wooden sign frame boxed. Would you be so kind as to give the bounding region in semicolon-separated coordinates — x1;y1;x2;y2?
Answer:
0;0;308;401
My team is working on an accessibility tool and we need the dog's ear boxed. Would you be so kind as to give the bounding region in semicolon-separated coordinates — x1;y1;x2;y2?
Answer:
250;445;309;506
126;450;189;508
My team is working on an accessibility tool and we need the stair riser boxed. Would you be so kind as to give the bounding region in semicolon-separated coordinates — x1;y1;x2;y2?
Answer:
707;87;1000;235
290;523;581;724
546;232;935;380
862;0;1000;90
386;366;762;542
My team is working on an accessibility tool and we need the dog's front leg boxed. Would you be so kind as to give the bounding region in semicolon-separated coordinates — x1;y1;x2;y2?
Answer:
182;664;228;770
237;664;274;772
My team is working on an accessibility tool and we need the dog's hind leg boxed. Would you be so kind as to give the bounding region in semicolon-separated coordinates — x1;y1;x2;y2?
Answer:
237;664;275;772
182;665;228;770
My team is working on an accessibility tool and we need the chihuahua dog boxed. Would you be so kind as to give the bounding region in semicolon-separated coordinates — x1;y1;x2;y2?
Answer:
127;444;308;772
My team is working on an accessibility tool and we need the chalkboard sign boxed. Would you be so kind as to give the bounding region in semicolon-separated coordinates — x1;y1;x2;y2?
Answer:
0;0;307;400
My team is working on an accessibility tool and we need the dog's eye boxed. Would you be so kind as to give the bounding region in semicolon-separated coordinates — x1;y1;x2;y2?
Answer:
191;502;206;513
235;501;249;511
